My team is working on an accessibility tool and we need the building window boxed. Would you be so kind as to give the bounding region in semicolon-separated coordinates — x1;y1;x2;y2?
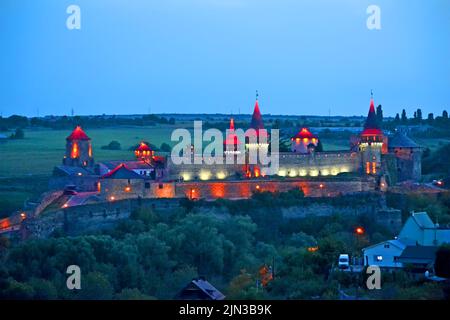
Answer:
375;255;383;262
71;142;79;159
384;244;390;248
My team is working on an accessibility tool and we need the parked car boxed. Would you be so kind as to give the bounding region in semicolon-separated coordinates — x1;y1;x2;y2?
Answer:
338;254;350;270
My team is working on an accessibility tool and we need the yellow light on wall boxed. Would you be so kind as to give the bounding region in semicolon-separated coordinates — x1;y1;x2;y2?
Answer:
182;173;191;181
309;169;319;177
299;169;307;177
340;167;349;173
321;169;330;176
278;169;286;177
200;171;211;180
216;172;226;180
288;169;297;177
71;142;79;159
331;168;340;176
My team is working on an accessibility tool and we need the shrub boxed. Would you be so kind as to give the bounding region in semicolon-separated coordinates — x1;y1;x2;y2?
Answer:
101;140;121;150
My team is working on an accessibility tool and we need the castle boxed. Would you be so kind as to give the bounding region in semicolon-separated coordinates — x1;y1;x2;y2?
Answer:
49;95;422;206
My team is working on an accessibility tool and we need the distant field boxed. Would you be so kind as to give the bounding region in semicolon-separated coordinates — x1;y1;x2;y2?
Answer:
415;138;450;151
321;139;349;151
0;125;179;217
0;125;178;178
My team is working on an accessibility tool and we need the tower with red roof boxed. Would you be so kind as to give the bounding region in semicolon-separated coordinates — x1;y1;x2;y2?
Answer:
244;92;269;178
224;118;243;155
246;91;269;149
135;142;155;162
63;126;94;167
291;127;319;154
359;93;386;175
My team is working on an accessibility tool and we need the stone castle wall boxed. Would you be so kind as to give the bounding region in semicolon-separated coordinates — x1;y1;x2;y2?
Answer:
22;192;401;239
174;178;375;199
23;198;179;238
166;151;361;181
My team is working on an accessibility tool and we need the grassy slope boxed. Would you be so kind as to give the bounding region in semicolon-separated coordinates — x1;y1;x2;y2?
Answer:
0;125;176;217
0;126;177;177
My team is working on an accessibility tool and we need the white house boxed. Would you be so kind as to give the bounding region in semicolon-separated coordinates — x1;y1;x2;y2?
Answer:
362;239;407;268
398;212;450;246
362;212;450;269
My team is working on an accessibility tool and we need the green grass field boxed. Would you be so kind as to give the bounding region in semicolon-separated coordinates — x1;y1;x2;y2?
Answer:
0;125;178;177
0;125;178;217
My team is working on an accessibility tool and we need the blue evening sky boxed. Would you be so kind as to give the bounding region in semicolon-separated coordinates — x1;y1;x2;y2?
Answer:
0;0;449;117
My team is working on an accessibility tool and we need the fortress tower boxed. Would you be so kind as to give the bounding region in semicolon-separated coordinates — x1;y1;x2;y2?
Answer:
63;126;94;167
135;142;155;163
291;127;319;154
358;94;386;175
388;131;422;181
245;92;269;178
224;118;243;155
246;92;269;151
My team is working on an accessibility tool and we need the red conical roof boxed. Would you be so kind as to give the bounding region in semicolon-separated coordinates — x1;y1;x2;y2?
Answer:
361;98;382;136
250;99;264;130
136;142;151;152
292;127;318;140
224;118;242;145
229;118;235;131
67;126;90;141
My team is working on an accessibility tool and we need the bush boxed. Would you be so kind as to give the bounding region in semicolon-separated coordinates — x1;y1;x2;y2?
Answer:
435;245;450;279
101;140;121;150
9;128;24;139
160;143;171;152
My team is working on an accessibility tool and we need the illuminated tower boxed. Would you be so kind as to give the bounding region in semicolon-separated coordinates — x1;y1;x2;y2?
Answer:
135;142;154;163
246;91;269;151
244;91;269;178
224;118;242;155
291;127;319;154
359;93;386;175
63;126;94;167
